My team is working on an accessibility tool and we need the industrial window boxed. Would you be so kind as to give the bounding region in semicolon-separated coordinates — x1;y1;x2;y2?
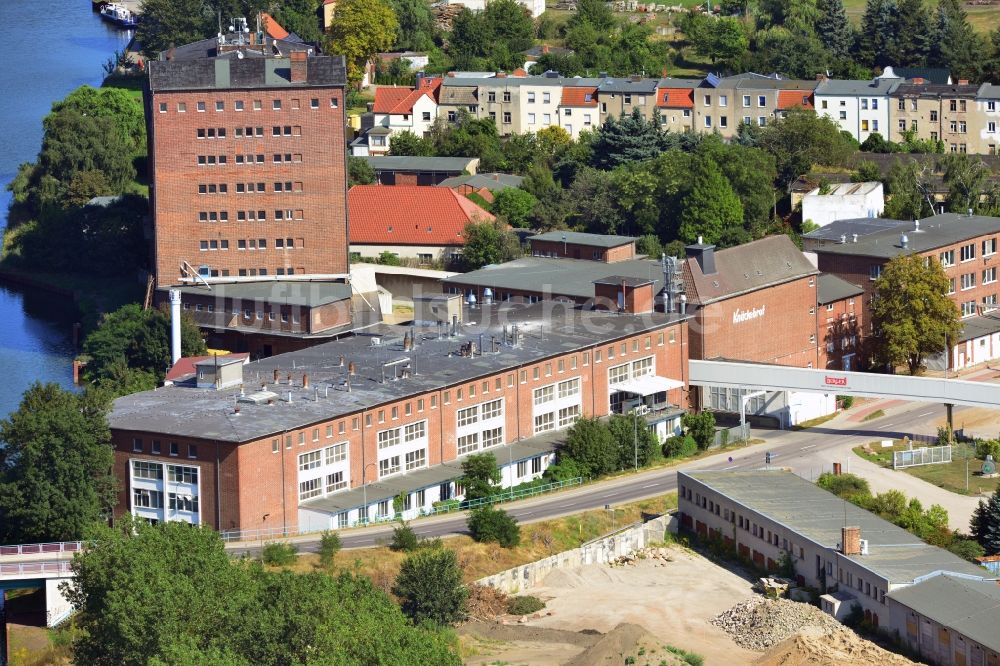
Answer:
457;388;463;401
133;461;162;480
469;384;476;398
298;432;305;445
405;403;412;416
326;471;346;493
481;427;503;448
391;406;399;420
517;461;527;477
379;456;401;477
608;363;629;384
457;406;478;427
404;421;425;442
312;428;320;442
482;399;503;420
558;378;580;399
167;465;198;484
299;478;322;500
133;488;163;509
457;433;479;455
405;448;426;470
558;405;580;428
534;385;555;405
534;412;555;434
417;399;424;412
299;450;322;471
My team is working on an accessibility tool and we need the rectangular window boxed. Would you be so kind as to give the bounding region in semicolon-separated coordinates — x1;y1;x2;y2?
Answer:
481;427;503;448
133;488;164;509
405;448;426;470
533;385;554;405
534;412;555;434
379;456;401;477
558;405;581;427
961;243;976;262
962;300;977;317
404;421;425;442
132;460;163;479
457;405;478;427
377;428;400;449
985;238;997;256
325;442;347;464
558;378;580;398
608;363;629;384
325;471;346;493
299;478;322;500
457;433;479;455
481;398;503;420
940;250;955;267
984;267;996;284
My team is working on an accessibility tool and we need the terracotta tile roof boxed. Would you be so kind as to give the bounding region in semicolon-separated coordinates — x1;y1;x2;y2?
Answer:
511;68;528;77
658;88;694;108
349;185;495;246
165;353;249;384
560;86;598;107
372;79;442;114
260;13;290;40
778;90;814;110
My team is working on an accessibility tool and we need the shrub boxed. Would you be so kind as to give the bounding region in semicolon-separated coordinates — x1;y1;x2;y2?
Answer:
816;472;871;500
390;523;420;552
261;542;298;566
507;595;545;615
392;548;467;625
682;411;716;450
976;439;1000;461
837;395;854;409
317;531;341;567
432;498;461;513
662;434;698;459
542;457;585;483
467;506;521;548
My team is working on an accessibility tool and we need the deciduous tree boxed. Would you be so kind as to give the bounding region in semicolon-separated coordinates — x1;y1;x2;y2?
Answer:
490;188;538;228
559;417;617;477
460;452;501;501
326;0;398;84
137;0;212;55
271;0;323;43
389;130;435;156
678;159;743;246
393;548;468;624
460;220;521;270
467;505;521;547
871;254;960;374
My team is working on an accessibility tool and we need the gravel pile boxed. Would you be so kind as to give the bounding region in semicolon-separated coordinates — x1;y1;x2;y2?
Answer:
711;597;842;651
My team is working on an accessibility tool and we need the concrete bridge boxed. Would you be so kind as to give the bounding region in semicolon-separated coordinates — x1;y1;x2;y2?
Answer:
0;542;79;627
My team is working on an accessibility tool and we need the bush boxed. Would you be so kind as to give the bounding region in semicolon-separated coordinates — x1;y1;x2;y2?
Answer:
542;457;585;483
392;548;468;625
261;542;298;566
816;472;871;500
662;434;698;459
507;595;545;615
432;498;461;513
467;506;521;548
317;531;341;567
558;417;617;477
837;395;854;409
976;439;1000;461
390;523;420;552
682;411;716;450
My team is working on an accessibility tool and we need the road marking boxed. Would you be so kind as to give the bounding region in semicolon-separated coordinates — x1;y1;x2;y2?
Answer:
877;424;892;429
800;445;816;451
723;465;738;470
916;411;934;417
641;483;658;488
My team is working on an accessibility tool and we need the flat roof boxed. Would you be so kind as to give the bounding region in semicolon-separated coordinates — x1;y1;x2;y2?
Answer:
815;78;901;97
300;430;563;513
529;231;635;249
957;313;1000;343
682;471;988;584
165;281;353;308
442;256;665;300
437;173;524;190
594;276;653;288
148;47;346;91
817;273;864;304
361;155;478;172
810;214;1000;259
887;574;1000;652
109;302;688;442
806;182;881;197
803;217;911;244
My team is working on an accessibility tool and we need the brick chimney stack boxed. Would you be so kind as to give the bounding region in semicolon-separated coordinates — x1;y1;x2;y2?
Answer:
290;51;307;83
841;526;861;556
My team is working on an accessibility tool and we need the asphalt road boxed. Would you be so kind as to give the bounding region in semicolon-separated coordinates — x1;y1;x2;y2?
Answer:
228;398;960;555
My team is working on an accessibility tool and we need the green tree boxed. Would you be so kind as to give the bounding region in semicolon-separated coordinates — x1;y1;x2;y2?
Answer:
892;0;932;67
858;0;898;68
467;505;521;547
940;153;991;214
931;0;983;82
348;156;377;186
393;548;468;624
326;0;399;84
389;130;436;156
971;488;1000;555
271;0;323;44
317;530;342;567
984;27;1000;84
38;110;137;201
757;108;856;186
390;522;421;551
0;384;115;544
852;160;881;183
53;86;146;155
871;254;960;374
883;159;934;220
569;0;616;33
591;108;669;169
681;411;716;451
490;188;538;228
817;471;871;499
559;417;617;477
460;452;501;502
678;159;744;246
137;0;212;55
460;220;521;270
691;16;748;68
387;0;435;51
608;413;659;470
816;0;855;60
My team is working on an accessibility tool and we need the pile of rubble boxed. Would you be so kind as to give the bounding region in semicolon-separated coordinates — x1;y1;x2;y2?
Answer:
711;597;841;651
432;3;465;32
465;584;509;621
608;546;675;567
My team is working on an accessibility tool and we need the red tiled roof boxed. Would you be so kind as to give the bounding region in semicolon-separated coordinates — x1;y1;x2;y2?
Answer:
560;86;598;107
511;68;528;77
165;353;249;384
658;88;694;108
260;12;290;40
349;185;495;246
778;90;814;110
372;79;442;114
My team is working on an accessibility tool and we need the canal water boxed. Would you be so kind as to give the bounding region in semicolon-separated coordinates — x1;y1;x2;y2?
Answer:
0;2;132;416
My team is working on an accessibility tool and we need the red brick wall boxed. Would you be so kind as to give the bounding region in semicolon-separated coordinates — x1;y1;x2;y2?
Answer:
693;276;819;367
529;240;636;262
148;86;347;286
113;320;690;532
818;294;864;370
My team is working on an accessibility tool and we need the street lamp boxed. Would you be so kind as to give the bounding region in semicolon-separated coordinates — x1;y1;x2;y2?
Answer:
361;462;378;526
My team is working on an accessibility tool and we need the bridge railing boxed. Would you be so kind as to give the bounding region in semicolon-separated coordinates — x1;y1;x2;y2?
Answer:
0;541;82;557
0;561;73;576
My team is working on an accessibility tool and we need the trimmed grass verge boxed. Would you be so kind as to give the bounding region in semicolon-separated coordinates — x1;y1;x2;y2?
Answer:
853;440;1000;496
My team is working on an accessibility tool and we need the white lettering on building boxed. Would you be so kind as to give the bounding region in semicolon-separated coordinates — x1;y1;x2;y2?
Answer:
732;305;766;324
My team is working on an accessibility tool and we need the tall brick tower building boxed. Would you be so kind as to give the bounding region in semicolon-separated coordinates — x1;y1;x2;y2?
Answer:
143;25;360;357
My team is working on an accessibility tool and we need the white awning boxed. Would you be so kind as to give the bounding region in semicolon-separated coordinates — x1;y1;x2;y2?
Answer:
611;375;684;396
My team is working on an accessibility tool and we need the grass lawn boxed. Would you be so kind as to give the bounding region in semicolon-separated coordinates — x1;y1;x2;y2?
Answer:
854;439;1000;496
861;409;885;422
270;493;679;589
842;0;1000;33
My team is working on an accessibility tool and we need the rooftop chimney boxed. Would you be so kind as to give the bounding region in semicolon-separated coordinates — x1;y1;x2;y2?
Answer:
959;79;969;85
816;73;828;82
841;526;861;556
168;290;182;366
302;373;309;389
686;236;717;276
273;368;281;383
348;361;356;376
290;51;307;83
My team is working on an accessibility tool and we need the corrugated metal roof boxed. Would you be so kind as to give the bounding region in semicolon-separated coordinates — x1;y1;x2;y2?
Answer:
529;231;635;248
888;574;1000;652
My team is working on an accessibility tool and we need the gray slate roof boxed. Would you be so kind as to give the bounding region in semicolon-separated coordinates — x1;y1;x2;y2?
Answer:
361;155;478;173
817;273;864;304
529;231;636;248
109;302;687;442
888;574;1000;652
597;78;659;94
815;78;902;97
437;173;524;190
149;51;346;91
893;67;952;85
956;312;1000;343
683;471;989;584
443;256;664;300
809;213;1000;259
892;83;981;98
165;280;353;308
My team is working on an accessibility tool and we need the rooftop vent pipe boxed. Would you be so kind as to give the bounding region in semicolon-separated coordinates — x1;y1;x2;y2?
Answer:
168;290;182;366
273;368;281;383
900;232;909;249
302;373;309;389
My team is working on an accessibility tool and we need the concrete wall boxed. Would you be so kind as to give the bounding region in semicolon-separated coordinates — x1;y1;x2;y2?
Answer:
476;514;675;594
888;596;1000;666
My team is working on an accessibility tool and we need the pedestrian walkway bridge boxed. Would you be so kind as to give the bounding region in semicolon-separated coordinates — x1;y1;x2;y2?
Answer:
0;542;80;626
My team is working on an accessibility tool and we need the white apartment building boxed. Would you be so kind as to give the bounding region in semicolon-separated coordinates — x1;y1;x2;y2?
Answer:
815;75;901;143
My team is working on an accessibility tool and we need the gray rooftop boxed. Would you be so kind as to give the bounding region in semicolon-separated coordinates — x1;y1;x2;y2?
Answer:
166;281;353;308
597;78;659;94
443;256;664;300
149;45;345;91
887;574;1000;652
809;213;1000;259
529;231;636;249
802;217;911;245
300;430;564;512
683;471;989;584
892;82;981;98
361;155;478;172
437;173;524;191
815;78;902;97
957;312;1000;343
817;273;864;304
978;84;1000;100
109;302;687;442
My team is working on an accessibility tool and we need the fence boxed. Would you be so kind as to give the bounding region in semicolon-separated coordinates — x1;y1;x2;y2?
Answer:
0;542;82;557
0;561;73;577
893;445;952;469
221;477;584;543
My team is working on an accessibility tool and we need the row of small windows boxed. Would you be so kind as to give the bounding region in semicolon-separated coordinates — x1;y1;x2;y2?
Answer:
132;438;197;459
197;154;303;166
159;98;339;113
191;267;302;278
197;210;305;222
198;182;303;194
198;238;302;251
182;301;302;322
198;125;304;139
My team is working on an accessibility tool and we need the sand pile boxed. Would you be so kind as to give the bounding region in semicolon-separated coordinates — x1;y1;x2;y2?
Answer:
569;623;688;666
755;625;918;666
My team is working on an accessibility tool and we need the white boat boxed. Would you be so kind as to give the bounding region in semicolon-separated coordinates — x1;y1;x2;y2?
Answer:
100;3;137;28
